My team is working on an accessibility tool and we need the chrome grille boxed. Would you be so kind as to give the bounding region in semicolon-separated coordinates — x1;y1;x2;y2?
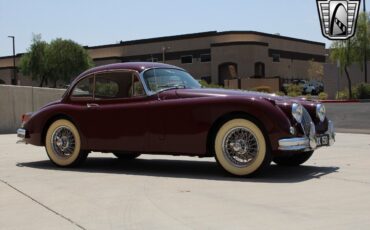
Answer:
301;107;312;136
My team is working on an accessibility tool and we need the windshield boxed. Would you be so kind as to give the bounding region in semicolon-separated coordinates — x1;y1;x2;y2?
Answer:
142;68;201;94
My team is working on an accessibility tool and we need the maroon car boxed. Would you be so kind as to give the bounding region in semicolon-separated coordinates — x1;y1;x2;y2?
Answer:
17;62;335;176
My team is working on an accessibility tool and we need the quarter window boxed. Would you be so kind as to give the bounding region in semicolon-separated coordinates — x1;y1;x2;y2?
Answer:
71;77;94;99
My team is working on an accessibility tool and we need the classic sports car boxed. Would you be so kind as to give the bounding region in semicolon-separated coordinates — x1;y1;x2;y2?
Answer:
17;62;335;176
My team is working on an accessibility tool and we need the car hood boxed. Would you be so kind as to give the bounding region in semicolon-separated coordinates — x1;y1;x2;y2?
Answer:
175;88;316;105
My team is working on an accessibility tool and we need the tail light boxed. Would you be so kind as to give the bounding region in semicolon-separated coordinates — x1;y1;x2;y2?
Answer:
20;113;32;127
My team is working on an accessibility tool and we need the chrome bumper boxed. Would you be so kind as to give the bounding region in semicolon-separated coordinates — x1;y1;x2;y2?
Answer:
16;128;27;144
278;120;335;151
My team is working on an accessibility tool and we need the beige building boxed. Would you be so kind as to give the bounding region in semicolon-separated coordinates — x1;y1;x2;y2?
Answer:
0;31;326;87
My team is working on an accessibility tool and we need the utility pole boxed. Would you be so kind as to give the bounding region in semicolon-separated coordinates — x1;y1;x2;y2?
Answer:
8;36;17;85
364;0;368;83
162;46;170;63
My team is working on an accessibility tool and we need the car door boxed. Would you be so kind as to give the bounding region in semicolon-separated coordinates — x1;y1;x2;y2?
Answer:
86;70;150;152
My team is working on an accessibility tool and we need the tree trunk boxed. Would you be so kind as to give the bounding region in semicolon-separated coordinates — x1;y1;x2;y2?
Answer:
39;75;46;87
344;66;352;99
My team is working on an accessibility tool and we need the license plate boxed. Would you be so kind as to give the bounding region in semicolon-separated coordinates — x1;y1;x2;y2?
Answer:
316;134;329;147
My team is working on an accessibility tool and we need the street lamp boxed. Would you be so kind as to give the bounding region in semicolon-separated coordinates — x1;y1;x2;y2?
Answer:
162;46;170;63
8;36;17;85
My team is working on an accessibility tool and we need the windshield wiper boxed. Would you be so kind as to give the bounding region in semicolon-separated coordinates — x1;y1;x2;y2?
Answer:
157;85;186;93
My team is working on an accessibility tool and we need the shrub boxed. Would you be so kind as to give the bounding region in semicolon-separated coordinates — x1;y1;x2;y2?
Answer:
286;84;303;97
199;80;223;88
318;92;328;100
274;91;286;96
335;83;370;99
304;94;313;100
336;89;350;99
251;86;271;93
356;83;370;99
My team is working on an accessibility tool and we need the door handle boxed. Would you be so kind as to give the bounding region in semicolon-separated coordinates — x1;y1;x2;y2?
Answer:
86;103;100;108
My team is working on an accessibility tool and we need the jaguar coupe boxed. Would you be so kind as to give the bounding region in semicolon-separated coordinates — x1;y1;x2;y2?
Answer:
17;62;335;176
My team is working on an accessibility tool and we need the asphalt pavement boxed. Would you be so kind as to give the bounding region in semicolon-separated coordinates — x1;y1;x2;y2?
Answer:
1;133;370;230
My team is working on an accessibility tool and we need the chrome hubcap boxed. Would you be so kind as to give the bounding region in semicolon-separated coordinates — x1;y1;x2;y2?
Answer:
51;126;75;158
222;127;259;167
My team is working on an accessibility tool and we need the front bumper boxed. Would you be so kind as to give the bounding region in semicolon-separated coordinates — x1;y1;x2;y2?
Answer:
16;128;27;144
278;120;335;151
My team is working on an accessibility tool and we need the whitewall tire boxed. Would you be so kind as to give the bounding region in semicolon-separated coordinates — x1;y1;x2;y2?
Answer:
214;118;271;176
45;119;87;167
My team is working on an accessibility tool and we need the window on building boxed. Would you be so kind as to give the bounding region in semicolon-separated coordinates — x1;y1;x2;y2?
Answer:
200;54;211;63
272;54;280;62
254;62;265;77
181;55;193;64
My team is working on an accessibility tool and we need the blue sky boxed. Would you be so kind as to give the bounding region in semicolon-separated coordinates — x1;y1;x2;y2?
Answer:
0;0;368;56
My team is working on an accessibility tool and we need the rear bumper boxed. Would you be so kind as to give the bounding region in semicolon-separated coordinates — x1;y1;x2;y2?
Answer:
16;128;27;144
278;120;335;151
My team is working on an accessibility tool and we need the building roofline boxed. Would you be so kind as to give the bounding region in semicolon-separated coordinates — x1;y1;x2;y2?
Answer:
211;41;269;47
85;30;325;50
85;31;218;50
217;31;325;46
0;31;325;60
0;53;24;60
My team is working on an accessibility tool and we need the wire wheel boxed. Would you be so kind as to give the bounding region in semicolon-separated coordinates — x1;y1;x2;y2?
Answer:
51;126;76;158
214;118;270;176
45;119;87;167
222;127;259;168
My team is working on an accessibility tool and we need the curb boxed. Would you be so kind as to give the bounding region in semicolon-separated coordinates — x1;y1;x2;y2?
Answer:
320;99;370;103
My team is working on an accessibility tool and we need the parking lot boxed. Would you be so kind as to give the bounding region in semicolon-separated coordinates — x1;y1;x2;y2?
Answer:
1;133;370;230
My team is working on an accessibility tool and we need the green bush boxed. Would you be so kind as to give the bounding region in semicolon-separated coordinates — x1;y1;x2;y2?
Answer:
251;86;271;93
336;83;370;99
356;83;370;99
318;92;328;100
286;84;303;97
274;91;286;96
199;80;223;88
304;94;313;100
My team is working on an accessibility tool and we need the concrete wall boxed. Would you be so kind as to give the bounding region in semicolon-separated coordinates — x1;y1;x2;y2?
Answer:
0;85;66;134
325;102;370;134
324;61;370;99
240;78;280;92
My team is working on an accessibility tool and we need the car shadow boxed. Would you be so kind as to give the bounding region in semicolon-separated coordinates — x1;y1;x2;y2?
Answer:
17;157;339;183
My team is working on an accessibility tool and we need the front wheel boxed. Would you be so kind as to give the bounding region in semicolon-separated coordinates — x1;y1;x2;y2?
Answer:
45;119;88;167
273;151;314;166
214;118;271;176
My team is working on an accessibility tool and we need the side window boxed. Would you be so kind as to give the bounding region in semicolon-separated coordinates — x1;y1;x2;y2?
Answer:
95;75;120;99
131;75;145;97
95;72;145;100
71;77;94;99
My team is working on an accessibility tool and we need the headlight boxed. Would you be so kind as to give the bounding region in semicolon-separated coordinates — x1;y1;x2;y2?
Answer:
292;103;303;123
316;104;326;122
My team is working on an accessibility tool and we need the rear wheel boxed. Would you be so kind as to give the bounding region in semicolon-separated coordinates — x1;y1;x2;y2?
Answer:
45;119;88;167
214;118;271;176
113;153;141;160
273;151;314;166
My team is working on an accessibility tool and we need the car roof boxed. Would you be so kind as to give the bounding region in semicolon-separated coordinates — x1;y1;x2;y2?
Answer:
76;62;184;80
